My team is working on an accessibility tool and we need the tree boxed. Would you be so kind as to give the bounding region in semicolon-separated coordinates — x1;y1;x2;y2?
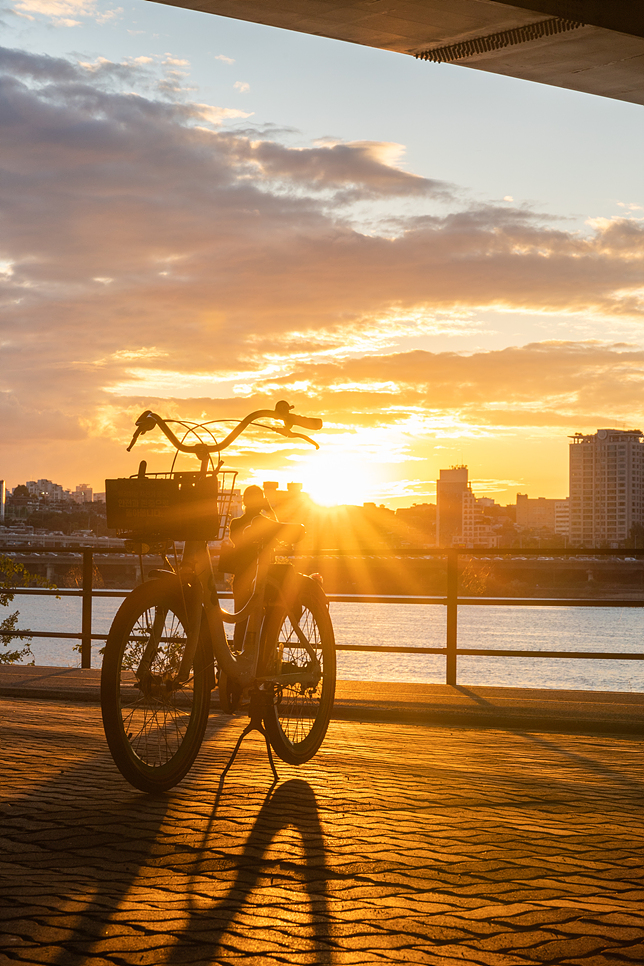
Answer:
12;484;30;499
0;556;54;664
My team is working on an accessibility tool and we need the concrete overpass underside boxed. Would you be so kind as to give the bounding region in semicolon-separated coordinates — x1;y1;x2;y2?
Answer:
147;0;644;105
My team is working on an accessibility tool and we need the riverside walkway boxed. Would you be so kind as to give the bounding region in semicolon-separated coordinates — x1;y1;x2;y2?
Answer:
1;680;643;965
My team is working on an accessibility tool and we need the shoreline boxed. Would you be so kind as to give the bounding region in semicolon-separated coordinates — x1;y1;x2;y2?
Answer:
2;665;643;735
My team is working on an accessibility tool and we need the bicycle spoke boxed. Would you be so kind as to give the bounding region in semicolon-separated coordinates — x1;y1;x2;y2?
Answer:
275;607;323;742
116;604;195;768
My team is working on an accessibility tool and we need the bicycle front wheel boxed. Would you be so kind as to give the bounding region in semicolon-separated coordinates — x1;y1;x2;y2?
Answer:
101;579;211;792
261;586;336;765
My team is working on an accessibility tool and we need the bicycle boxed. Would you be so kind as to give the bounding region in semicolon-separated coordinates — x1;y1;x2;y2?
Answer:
100;400;336;792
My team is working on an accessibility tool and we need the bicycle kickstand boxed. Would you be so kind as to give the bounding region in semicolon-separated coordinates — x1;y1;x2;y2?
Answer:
221;689;279;783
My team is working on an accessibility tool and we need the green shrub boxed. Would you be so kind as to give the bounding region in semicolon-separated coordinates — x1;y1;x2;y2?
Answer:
0;556;55;664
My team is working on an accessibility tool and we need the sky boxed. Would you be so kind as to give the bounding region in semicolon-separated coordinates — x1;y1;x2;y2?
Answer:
1;0;643;507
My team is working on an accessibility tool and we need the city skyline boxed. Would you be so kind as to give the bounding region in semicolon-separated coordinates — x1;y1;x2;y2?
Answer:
1;0;643;508
2;430;575;509
1;423;640;511
6;423;638;514
6;426;644;551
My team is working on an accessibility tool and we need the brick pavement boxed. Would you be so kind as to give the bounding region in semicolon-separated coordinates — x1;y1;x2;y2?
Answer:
1;698;643;965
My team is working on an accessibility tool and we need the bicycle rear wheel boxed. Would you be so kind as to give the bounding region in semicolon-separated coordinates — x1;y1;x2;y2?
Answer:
101;578;211;792
261;586;336;765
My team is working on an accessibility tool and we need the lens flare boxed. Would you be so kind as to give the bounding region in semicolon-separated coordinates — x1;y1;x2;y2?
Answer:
297;455;375;507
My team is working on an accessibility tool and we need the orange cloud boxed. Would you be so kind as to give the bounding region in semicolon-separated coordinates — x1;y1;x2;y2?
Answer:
1;46;643;497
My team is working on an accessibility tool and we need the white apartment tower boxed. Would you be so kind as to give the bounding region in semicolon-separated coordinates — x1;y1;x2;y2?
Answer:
569;429;644;546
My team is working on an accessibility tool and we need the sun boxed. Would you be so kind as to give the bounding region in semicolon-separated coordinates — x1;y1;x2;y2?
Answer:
296;454;375;507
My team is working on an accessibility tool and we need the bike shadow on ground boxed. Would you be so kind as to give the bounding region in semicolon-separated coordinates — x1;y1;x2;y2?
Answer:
0;713;242;966
0;756;174;966
3;710;333;964
165;774;335;964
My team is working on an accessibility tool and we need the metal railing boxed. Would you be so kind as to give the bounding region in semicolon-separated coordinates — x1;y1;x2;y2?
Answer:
3;545;644;684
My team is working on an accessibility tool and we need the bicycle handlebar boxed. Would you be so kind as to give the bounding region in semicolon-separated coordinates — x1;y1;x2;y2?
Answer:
126;400;323;456
289;413;323;431
273;399;322;432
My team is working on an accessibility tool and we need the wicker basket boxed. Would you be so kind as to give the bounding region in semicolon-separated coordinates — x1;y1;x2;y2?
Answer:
106;470;235;541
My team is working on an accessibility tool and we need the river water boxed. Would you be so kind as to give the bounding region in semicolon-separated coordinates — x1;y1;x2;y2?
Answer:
8;594;644;692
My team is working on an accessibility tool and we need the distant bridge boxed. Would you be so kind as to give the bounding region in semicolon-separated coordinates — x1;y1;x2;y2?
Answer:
3;549;140;587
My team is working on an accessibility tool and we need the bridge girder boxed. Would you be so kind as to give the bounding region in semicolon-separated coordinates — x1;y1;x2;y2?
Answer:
147;0;644;105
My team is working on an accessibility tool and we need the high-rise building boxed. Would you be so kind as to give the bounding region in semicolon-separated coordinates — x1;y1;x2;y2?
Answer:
516;494;569;537
436;467;501;547
436;466;469;547
461;488;499;547
569;429;644;546
0;480;5;522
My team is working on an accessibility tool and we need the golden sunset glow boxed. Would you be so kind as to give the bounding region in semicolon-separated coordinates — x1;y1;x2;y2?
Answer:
1;14;643;508
293;452;377;507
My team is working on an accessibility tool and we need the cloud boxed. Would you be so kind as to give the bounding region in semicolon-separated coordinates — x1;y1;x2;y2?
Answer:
233;80;249;93
164;54;189;67
0;391;86;443
1;45;644;488
214;54;235;65
257;341;644;427
234;138;453;201
0;44;81;80
95;5;120;23
12;0;119;26
193;102;253;123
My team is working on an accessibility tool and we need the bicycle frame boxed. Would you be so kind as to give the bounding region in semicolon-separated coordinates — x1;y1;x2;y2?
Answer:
156;538;323;694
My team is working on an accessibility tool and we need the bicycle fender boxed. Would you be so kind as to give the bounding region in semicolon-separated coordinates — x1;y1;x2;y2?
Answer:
299;573;330;609
266;564;329;610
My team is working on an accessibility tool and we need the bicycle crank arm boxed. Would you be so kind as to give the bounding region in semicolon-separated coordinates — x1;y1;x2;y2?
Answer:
256;669;321;688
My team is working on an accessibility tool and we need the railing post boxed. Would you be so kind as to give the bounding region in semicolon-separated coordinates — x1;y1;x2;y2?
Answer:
446;549;458;685
81;549;93;669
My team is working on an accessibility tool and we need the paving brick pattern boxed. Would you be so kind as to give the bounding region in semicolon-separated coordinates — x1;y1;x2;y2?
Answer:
1;698;643;965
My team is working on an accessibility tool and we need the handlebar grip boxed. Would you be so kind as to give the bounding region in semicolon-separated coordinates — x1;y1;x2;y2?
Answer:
126;426;143;452
274;400;323;431
289;413;323;431
126;413;158;451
